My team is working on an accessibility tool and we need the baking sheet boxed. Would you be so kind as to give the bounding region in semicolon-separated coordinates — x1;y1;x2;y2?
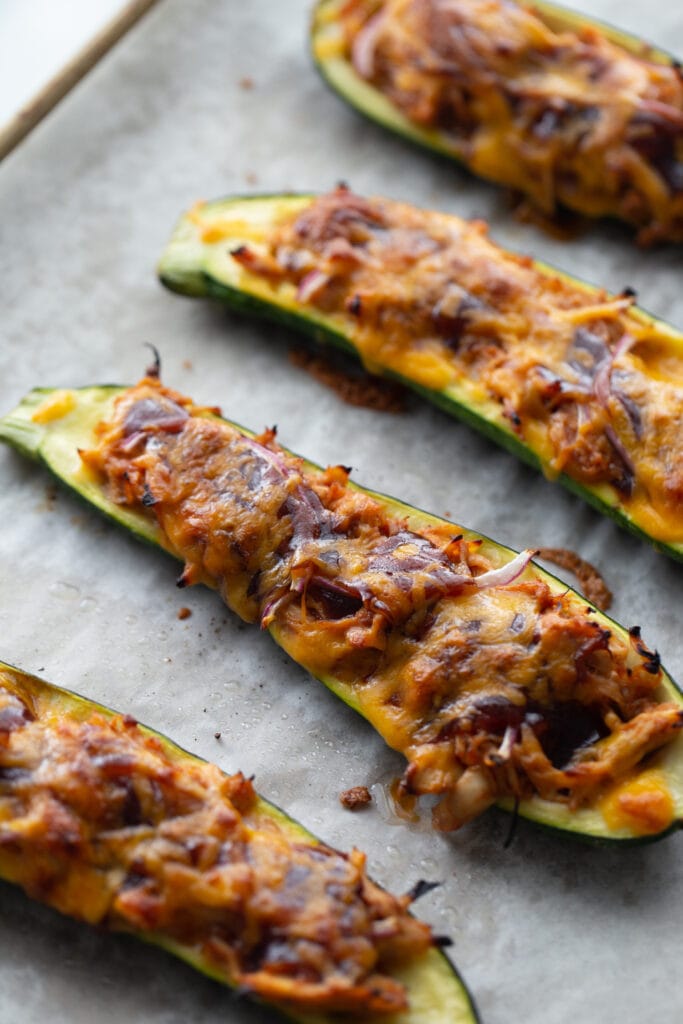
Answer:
1;2;683;1022
0;0;159;160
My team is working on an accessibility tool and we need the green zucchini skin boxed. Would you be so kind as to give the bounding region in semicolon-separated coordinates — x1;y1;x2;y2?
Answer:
2;385;683;845
0;658;479;1024
157;193;683;563
309;0;680;234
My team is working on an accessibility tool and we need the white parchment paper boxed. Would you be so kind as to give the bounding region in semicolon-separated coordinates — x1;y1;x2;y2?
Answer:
1;2;683;1022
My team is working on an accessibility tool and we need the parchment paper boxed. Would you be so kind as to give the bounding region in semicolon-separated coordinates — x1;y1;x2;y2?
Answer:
1;2;683;1022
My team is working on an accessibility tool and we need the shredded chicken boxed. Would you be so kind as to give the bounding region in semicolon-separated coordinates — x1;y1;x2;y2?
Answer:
330;0;683;243
78;378;683;832
228;186;683;546
0;670;431;1015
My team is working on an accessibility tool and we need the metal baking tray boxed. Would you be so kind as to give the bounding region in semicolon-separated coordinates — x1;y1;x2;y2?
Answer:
0;2;682;1022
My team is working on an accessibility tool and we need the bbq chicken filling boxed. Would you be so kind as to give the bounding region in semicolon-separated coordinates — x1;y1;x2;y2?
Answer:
78;378;683;834
222;186;683;545
321;0;683;242
0;671;432;1015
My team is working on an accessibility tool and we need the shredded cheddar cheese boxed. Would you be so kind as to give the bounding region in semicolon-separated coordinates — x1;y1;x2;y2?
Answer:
31;390;76;424
0;668;432;1015
328;0;683;243
78;376;683;832
222;188;683;544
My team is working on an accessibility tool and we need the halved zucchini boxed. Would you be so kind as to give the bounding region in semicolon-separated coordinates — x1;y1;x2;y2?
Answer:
0;658;478;1023
1;381;683;845
158;190;683;561
310;0;683;243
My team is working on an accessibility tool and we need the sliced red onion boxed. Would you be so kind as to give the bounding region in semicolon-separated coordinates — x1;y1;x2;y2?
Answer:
304;574;364;620
593;332;635;408
567;330;639;487
119;430;145;454
241;436;292;480
497;724;518;761
587;332;638;493
535;365;589;405
260;587;291;628
283;486;335;545
296;268;330;304
613;387;644;439
592;359;612;407
605;425;635;495
474;549;536;590
568;327;610;387
351;10;386;79
611;332;636;364
637;99;683;131
0;701;34;733
572;327;610;363
123;397;189;437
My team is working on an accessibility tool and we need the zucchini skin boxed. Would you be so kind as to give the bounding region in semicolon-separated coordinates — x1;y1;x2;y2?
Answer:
0;659;479;1024
157;193;683;563
310;0;683;241
2;384;683;846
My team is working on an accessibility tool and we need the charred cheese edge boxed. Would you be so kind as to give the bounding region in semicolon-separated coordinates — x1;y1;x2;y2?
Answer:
0;659;478;1024
158;191;683;561
1;384;683;844
310;0;683;244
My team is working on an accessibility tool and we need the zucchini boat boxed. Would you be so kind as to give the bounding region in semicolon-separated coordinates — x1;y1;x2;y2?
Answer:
2;376;683;844
0;659;477;1023
158;187;683;560
310;0;683;244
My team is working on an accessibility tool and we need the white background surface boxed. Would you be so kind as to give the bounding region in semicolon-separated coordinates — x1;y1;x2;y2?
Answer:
0;2;683;1023
0;0;135;129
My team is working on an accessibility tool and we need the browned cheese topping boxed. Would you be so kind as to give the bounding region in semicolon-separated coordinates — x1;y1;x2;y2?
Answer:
79;379;683;833
230;186;683;547
331;0;683;242
0;673;431;1014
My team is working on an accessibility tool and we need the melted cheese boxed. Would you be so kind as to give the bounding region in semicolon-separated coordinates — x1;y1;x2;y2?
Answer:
31;389;76;423
0;668;431;1014
79;379;683;833
326;0;683;242
199;190;683;544
600;769;675;835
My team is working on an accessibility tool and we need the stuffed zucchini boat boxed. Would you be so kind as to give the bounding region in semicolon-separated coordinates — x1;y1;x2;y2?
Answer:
158;187;683;561
0;660;477;1023
311;0;683;244
2;376;683;844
